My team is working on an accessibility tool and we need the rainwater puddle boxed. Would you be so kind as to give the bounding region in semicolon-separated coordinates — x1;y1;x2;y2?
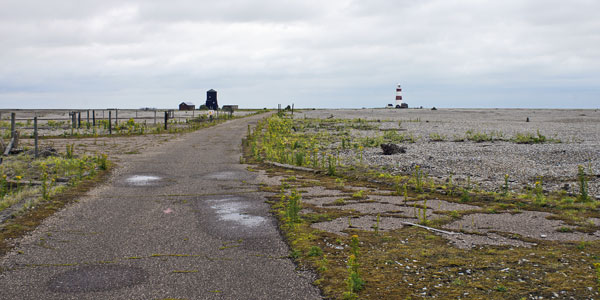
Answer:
209;198;265;227
125;175;161;186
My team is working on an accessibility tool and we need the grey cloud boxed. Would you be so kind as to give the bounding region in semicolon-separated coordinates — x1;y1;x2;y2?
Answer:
0;0;599;109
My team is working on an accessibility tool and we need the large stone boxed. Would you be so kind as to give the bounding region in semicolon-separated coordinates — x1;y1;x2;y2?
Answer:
380;143;406;155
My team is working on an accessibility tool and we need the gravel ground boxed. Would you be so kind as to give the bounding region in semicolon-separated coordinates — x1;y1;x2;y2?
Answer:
296;108;600;197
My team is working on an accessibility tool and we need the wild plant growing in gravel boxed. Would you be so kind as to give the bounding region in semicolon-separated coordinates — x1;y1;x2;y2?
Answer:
343;235;365;299
285;189;302;226
0;174;7;198
429;132;446;142
308;246;323;257
413;165;423;192
96;154;108;170
578;165;590;202
352;190;365;199
358;145;364;165
295;151;305;166
327;155;336;176
445;174;454;196
419;200;429;225
460;189;470;202
65;144;74;159
41;164;50;200
594;262;600;292
317;255;329;272
373;214;380;234
403;184;408;202
343;254;364;300
502;174;510;196
393;175;401;195
534;178;545;204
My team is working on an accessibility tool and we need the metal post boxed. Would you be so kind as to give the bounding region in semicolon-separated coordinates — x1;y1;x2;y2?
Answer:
10;112;16;138
92;110;96;126
164;111;168;130
108;111;112;134
34;117;38;158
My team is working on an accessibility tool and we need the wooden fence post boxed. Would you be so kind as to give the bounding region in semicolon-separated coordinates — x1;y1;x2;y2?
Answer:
109;111;112;134
164;111;168;130
34;117;38;158
10;113;15;138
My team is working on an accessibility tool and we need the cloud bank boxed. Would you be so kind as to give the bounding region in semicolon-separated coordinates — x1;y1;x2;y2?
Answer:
1;0;598;109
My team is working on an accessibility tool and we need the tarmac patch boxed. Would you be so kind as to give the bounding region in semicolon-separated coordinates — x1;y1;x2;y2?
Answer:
47;265;147;293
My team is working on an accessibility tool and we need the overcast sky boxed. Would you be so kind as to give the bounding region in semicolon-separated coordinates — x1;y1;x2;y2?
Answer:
1;0;599;109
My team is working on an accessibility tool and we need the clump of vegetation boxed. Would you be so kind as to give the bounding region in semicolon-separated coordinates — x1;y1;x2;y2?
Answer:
512;130;560;144
352;190;366;199
285;189;302;226
429;132;446;142
594;263;600;292
577;165;590;202
343;235;365;299
502;174;510;197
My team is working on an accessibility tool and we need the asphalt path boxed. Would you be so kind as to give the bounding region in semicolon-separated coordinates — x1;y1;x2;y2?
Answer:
0;113;321;299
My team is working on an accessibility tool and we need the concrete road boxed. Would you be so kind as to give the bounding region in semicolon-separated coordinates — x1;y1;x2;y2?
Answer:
0;114;321;299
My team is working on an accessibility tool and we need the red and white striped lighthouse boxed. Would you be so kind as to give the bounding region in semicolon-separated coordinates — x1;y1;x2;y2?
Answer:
395;84;403;107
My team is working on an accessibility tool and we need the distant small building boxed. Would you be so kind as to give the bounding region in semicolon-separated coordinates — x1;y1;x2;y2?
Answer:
222;105;238;112
206;89;218;110
179;102;195;111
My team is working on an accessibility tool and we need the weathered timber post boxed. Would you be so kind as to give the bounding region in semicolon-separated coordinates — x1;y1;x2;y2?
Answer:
34;117;38;158
164;111;168;130
115;109;118;126
92;110;96;126
108;111;112;134
10;113;16;138
86;110;89;124
77;112;81;128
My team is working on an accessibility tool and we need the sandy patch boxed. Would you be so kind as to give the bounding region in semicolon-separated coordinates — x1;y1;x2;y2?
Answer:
410;199;480;212
311;216;416;236
298;186;344;197
444;211;599;242
254;170;284;186
438;232;535;249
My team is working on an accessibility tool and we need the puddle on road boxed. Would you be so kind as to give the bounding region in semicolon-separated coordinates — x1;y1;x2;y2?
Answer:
125;175;161;186
47;265;147;293
209;198;266;227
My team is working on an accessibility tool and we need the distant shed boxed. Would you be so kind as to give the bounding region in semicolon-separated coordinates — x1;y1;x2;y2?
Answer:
179;102;195;111
222;105;238;112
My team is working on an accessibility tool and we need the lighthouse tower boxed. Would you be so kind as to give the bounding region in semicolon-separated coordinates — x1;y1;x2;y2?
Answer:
395;84;403;107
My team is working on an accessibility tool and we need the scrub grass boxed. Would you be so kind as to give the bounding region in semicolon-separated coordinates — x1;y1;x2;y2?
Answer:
244;112;600;299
